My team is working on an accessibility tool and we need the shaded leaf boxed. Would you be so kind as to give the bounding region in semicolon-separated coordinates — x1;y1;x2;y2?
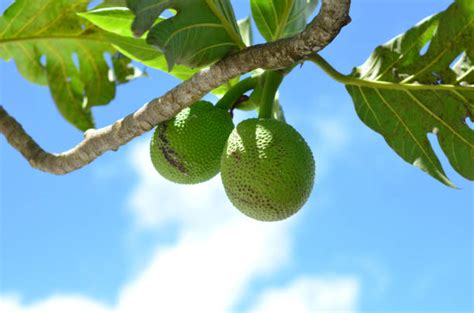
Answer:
0;0;135;130
80;7;195;80
127;0;245;69
251;0;318;42
345;2;474;186
81;7;238;94
112;52;144;84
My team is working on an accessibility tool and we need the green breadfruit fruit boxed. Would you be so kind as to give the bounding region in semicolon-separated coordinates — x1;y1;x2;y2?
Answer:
150;101;234;184
221;118;315;221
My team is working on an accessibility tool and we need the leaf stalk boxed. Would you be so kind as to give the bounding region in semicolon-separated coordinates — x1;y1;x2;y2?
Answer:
307;54;472;92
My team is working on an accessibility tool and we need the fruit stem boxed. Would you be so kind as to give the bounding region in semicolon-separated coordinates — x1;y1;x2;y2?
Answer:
215;76;258;110
258;71;284;119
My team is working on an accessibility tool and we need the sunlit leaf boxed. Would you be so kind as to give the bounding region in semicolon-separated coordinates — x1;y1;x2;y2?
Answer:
344;1;474;186
127;0;245;69
238;16;253;47
251;0;318;42
81;7;239;94
0;0;137;130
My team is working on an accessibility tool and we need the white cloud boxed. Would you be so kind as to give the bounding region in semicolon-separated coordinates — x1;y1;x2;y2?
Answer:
127;139;239;232
0;295;110;313
117;219;291;312
0;140;359;313
249;277;359;313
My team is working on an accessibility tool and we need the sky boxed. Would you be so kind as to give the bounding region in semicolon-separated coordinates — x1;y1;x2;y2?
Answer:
0;0;473;312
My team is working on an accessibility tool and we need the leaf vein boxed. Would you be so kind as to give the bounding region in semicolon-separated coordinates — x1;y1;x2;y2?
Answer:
357;86;383;129
405;90;473;148
375;88;442;172
401;18;474;83
163;23;225;47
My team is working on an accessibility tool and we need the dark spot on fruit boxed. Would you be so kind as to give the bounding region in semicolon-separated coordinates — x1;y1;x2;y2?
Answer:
160;147;187;174
157;123;169;145
231;151;241;161
157;123;187;174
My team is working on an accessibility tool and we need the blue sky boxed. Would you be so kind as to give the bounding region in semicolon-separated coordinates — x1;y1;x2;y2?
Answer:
1;0;473;312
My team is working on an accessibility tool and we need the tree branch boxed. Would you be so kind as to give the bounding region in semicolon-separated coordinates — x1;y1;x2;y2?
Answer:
0;0;351;175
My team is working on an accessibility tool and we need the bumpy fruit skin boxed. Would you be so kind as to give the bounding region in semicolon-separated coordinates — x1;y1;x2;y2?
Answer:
150;101;234;184
221;118;315;221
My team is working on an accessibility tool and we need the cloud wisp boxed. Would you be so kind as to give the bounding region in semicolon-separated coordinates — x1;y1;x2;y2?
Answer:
1;140;359;313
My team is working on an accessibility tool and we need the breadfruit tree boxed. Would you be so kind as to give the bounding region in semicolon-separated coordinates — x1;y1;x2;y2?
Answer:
0;0;472;221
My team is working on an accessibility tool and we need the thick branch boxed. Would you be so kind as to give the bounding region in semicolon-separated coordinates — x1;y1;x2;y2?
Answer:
0;0;351;174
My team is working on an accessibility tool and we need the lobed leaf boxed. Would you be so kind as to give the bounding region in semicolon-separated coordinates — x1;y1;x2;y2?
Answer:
0;0;137;131
126;0;245;70
80;7;197;81
345;1;474;186
81;7;240;94
251;0;318;42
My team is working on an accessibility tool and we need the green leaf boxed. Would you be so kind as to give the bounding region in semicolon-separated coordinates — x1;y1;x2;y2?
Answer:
79;8;195;80
343;2;474;186
456;0;474;15
79;7;138;37
251;0;318;42
112;52;144;84
80;7;238;94
0;0;134;131
98;0;128;7
238;16;253;47
126;0;245;70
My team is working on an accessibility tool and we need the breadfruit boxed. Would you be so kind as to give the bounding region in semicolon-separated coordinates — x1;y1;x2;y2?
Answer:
150;101;234;184
221;118;315;221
